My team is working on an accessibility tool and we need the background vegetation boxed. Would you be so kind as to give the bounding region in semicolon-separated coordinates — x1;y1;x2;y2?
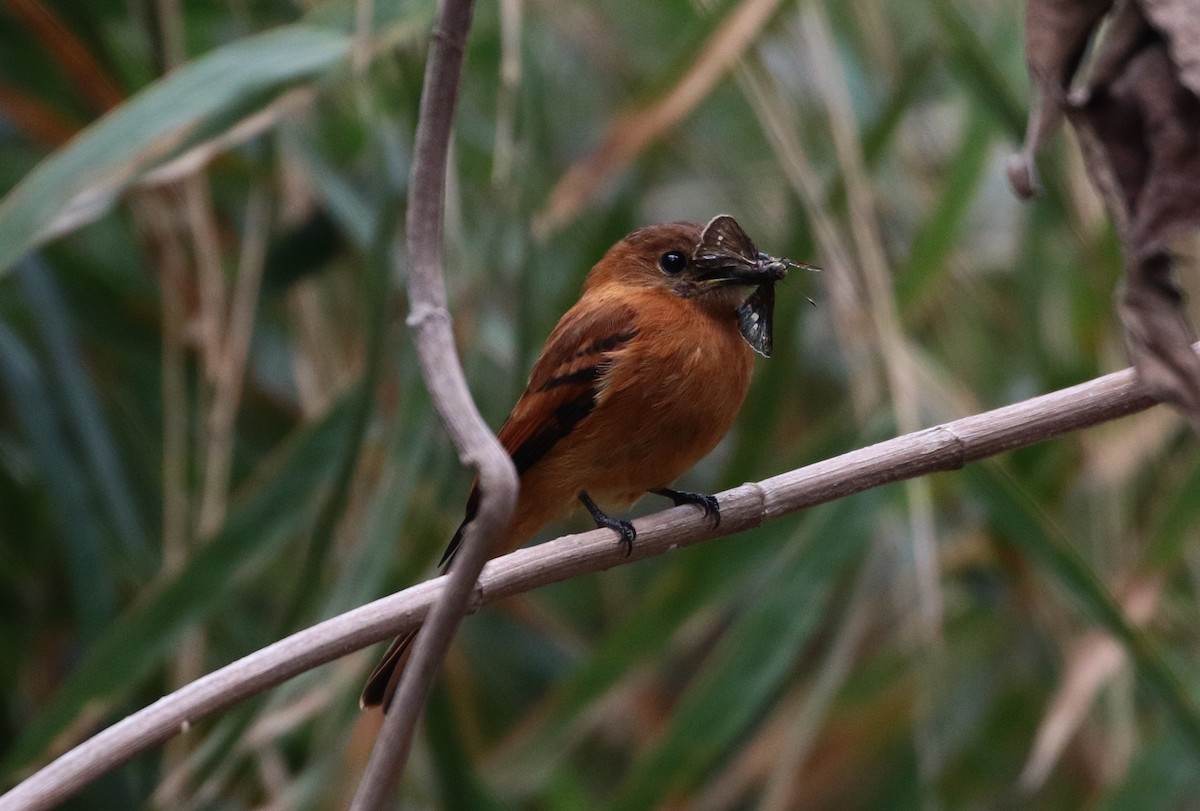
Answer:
1;0;1198;808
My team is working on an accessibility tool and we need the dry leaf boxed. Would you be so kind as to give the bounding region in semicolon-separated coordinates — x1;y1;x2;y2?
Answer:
1019;573;1163;793
1012;0;1200;431
1007;0;1112;198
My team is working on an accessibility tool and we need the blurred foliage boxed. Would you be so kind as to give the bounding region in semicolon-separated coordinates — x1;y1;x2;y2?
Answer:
1;0;1198;808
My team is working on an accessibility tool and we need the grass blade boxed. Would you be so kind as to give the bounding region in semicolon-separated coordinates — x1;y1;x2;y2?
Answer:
16;255;153;574
970;463;1200;761
0;0;432;275
607;497;872;810
0;322;115;636
2;394;356;777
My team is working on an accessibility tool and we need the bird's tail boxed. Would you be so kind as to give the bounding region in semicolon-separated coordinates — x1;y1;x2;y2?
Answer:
360;629;417;711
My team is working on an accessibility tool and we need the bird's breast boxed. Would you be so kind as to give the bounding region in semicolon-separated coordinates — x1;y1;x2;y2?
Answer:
566;300;755;494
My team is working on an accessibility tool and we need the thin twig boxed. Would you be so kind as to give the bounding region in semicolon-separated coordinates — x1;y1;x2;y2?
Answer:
196;185;270;541
351;0;519;807
491;0;522;186
353;0;376;76
732;59;877;415
1019;571;1164;792
128;190;192;575
152;0;215;774
183;175;227;415
5;0;125;113
533;0;787;238
2;349;1191;811
794;4;943;637
795;5;946;791
155;0;187;73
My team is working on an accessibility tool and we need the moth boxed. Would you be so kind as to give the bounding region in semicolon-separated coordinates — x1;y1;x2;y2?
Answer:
692;214;820;358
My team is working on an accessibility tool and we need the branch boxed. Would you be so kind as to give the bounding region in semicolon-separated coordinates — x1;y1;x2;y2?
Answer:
351;0;517;807
533;0;786;238
3;350;1187;811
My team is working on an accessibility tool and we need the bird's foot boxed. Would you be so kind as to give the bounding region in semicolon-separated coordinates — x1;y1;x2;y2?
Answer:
652;487;721;528
579;492;636;556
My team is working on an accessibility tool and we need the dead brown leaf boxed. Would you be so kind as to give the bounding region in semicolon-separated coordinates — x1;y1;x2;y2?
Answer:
1019;572;1163;793
1007;0;1112;198
1012;0;1200;431
1141;0;1200;93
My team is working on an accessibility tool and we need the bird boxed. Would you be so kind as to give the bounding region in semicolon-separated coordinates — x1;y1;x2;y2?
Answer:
361;214;815;710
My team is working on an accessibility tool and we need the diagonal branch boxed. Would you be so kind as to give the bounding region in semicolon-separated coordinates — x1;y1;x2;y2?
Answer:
533;0;788;238
4;346;1196;811
351;0;518;807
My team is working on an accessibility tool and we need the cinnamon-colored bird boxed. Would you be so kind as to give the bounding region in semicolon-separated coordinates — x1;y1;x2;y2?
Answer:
362;214;813;710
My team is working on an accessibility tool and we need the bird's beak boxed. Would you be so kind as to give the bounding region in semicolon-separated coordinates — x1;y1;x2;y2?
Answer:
696;252;796;287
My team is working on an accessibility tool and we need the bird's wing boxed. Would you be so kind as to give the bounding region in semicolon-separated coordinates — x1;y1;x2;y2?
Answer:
502;298;639;471
438;297;639;566
369;299;643;707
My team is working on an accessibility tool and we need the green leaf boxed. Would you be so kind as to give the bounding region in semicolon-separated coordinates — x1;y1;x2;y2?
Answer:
426;683;514;811
0;27;342;274
0;322;116;636
607;497;872;810
970;463;1200;761
928;0;1025;139
16;256;153;575
2;394;356;776
0;0;431;275
895;107;992;307
488;520;788;788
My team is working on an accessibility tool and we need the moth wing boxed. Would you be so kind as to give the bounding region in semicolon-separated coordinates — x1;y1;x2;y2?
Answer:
736;283;776;358
694;214;759;272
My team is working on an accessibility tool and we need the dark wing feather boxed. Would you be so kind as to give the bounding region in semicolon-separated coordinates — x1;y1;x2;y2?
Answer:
437;300;639;567
360;630;415;710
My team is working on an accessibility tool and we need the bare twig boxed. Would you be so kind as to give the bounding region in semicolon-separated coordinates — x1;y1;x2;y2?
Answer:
137;89;314;189
795;5;945;791
733;60;877;415
128;190;192;575
155;0;187;73
182;176;226;401
351;0;519;807
196;185;270;538
5;0;125;113
153;0;216;772
491;0;523;186
353;0;376;76
3;349;1191;811
1019;570;1165;793
533;0;787;238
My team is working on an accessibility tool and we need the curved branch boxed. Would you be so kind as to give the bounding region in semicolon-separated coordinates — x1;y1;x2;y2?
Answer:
351;0;518;807
3;350;1190;811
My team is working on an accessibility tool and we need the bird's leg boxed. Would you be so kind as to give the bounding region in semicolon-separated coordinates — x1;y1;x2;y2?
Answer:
579;491;636;556
651;487;721;528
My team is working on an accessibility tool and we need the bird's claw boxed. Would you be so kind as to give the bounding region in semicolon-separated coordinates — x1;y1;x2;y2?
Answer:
579;491;638;556
614;520;636;556
652;488;722;528
594;514;637;556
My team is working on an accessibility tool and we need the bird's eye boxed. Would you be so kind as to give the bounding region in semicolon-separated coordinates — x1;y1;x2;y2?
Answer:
659;251;688;275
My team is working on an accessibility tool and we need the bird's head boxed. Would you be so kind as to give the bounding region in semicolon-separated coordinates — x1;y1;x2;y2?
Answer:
585;214;817;357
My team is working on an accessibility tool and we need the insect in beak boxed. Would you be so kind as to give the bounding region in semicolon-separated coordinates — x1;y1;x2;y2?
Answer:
693;215;820;357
